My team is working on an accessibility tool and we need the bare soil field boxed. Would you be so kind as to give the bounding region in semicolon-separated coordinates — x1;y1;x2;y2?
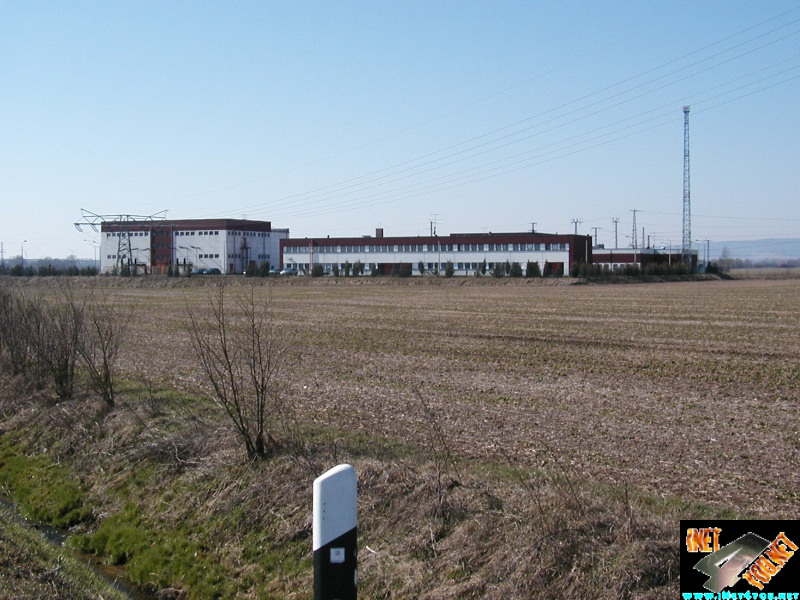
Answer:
2;276;798;597
118;277;800;518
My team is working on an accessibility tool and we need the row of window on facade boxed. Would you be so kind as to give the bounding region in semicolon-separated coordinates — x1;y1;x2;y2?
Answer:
105;230;271;238
289;262;523;272
285;242;568;254
229;231;271;237
107;231;149;237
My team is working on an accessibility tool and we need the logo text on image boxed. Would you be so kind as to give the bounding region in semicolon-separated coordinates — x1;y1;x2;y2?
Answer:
686;528;797;593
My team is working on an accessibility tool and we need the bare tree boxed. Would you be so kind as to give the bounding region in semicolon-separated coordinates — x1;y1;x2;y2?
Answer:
28;286;85;400
77;290;131;407
188;283;293;461
0;287;39;377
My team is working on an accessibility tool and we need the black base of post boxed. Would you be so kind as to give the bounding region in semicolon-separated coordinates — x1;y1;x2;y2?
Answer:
313;527;357;600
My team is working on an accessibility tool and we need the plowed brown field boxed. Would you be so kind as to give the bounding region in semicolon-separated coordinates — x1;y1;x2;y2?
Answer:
119;277;800;519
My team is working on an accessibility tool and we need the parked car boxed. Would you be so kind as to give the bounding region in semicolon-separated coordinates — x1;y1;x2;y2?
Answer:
268;268;280;276
206;268;221;275
191;268;206;275
280;268;299;276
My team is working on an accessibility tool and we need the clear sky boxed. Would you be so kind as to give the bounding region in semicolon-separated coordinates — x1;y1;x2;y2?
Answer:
2;1;799;260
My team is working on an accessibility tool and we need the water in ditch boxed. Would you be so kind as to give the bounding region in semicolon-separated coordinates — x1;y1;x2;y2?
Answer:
0;497;156;600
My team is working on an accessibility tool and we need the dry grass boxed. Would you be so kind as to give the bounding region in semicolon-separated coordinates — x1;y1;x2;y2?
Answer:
2;276;799;597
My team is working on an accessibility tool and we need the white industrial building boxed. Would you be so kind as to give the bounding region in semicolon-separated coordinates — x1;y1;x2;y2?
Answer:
591;246;697;271
281;229;592;277
99;218;288;275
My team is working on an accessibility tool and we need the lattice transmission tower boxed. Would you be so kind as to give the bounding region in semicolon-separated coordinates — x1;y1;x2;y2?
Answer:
75;209;167;271
682;106;692;267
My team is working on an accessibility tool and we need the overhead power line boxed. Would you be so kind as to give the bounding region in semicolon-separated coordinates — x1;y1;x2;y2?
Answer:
184;9;800;223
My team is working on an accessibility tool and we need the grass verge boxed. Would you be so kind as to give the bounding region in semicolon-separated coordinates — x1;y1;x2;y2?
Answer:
0;505;128;600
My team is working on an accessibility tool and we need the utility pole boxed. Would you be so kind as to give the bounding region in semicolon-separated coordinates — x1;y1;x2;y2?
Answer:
429;214;441;237
612;218;619;249
571;218;581;235
696;239;710;267
591;227;601;248
630;210;638;249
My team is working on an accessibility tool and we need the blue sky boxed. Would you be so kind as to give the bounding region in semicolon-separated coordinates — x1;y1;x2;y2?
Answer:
2;1;799;260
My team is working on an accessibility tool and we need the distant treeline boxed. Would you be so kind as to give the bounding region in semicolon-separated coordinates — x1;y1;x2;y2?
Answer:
718;257;800;270
569;262;701;278
1;263;99;277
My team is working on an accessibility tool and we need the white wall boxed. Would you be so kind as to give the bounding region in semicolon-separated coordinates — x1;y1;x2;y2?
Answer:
100;230;152;274
283;248;571;275
100;226;289;275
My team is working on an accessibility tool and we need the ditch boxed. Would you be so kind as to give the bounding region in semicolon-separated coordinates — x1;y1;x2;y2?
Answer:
0;496;155;600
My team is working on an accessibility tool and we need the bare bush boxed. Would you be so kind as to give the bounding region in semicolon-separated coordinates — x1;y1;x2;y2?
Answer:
77;290;131;407
28;286;85;400
0;287;40;378
415;389;462;518
188;283;294;461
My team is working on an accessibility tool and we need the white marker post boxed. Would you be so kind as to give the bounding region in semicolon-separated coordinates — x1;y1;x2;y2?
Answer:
313;464;357;600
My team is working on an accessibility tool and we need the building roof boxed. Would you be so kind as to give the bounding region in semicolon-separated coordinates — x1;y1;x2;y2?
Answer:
282;231;588;247
101;218;273;232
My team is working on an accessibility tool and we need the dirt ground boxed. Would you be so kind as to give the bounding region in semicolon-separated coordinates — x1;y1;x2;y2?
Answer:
3;275;798;597
112;276;800;520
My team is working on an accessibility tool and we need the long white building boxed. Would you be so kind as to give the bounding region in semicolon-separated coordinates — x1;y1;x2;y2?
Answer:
100;218;288;275
281;229;592;277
